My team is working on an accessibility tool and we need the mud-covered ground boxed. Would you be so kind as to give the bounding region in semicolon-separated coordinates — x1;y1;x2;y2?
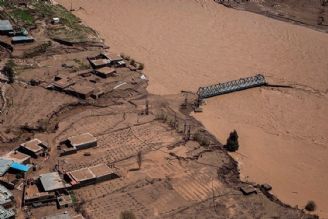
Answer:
215;0;328;32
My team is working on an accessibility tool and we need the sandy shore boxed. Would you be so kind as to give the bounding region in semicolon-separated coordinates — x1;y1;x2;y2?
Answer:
57;0;328;217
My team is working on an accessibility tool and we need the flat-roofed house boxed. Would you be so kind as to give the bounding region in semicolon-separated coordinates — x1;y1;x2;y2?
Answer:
0;205;15;219
18;139;48;158
107;53;123;64
88;58;110;69
0;20;13;35
89;164;118;182
39;172;66;192
94;67;116;78
11;36;34;44
0;184;14;208
64;164;118;188
52;78;75;91
67;133;97;150
64;83;95;99
4;150;31;164
0;159;13;177
87;53;111;69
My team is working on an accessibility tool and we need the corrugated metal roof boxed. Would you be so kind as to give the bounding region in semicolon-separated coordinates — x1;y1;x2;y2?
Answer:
0;158;13;176
0;206;15;219
39;172;65;192
10;162;30;172
0;20;13;32
0;185;13;205
11;36;34;42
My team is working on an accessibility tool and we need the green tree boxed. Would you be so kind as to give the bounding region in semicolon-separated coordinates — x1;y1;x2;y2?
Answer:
225;130;239;152
305;200;316;211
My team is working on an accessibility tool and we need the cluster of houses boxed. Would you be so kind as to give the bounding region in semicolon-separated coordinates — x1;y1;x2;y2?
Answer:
0;20;34;44
0;138;49;218
48;52;129;100
22;133;119;210
0;133;119;218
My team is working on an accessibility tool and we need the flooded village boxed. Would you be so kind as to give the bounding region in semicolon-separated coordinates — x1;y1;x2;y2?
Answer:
0;0;326;219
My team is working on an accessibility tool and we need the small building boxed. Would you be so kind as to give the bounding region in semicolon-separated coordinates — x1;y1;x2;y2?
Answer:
87;53;111;69
0;177;14;190
0;20;13;35
0;205;15;219
11;36;34;44
64;83;95;99
65;164;119;188
106;53;124;66
59;147;77;157
24;181;56;206
39;172;66;192
52;78;75;91
89;164;119;182
4;150;31;164
59;133;97;156
18;139;48;158
88;58;111;69
57;194;73;209
94;67;116;78
240;185;257;196
0;185;14;208
77;69;93;77
261;183;272;191
0;159;13;177
67;133;97;150
10;162;30;173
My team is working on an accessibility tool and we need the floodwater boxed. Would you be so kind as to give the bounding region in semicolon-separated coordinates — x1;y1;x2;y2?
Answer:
57;0;328;217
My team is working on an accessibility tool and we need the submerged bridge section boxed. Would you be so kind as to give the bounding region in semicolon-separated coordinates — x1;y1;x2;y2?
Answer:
197;74;266;100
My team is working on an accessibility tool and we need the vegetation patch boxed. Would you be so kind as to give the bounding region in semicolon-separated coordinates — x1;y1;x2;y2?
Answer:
3;59;16;83
11;9;34;25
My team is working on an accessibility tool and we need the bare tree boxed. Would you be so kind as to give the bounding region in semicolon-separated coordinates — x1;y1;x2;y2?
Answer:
137;151;142;170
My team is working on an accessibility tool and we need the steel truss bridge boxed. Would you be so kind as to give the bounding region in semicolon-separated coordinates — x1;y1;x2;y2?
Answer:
197;74;266;100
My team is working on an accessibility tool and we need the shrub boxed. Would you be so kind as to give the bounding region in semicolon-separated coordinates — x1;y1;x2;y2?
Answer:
3;59;15;83
130;59;136;67
193;131;210;146
120;211;136;219
138;63;144;70
225;130;239;152
305;200;316;211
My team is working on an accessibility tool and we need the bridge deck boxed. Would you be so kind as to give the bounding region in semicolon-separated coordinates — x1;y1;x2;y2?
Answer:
197;74;266;100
